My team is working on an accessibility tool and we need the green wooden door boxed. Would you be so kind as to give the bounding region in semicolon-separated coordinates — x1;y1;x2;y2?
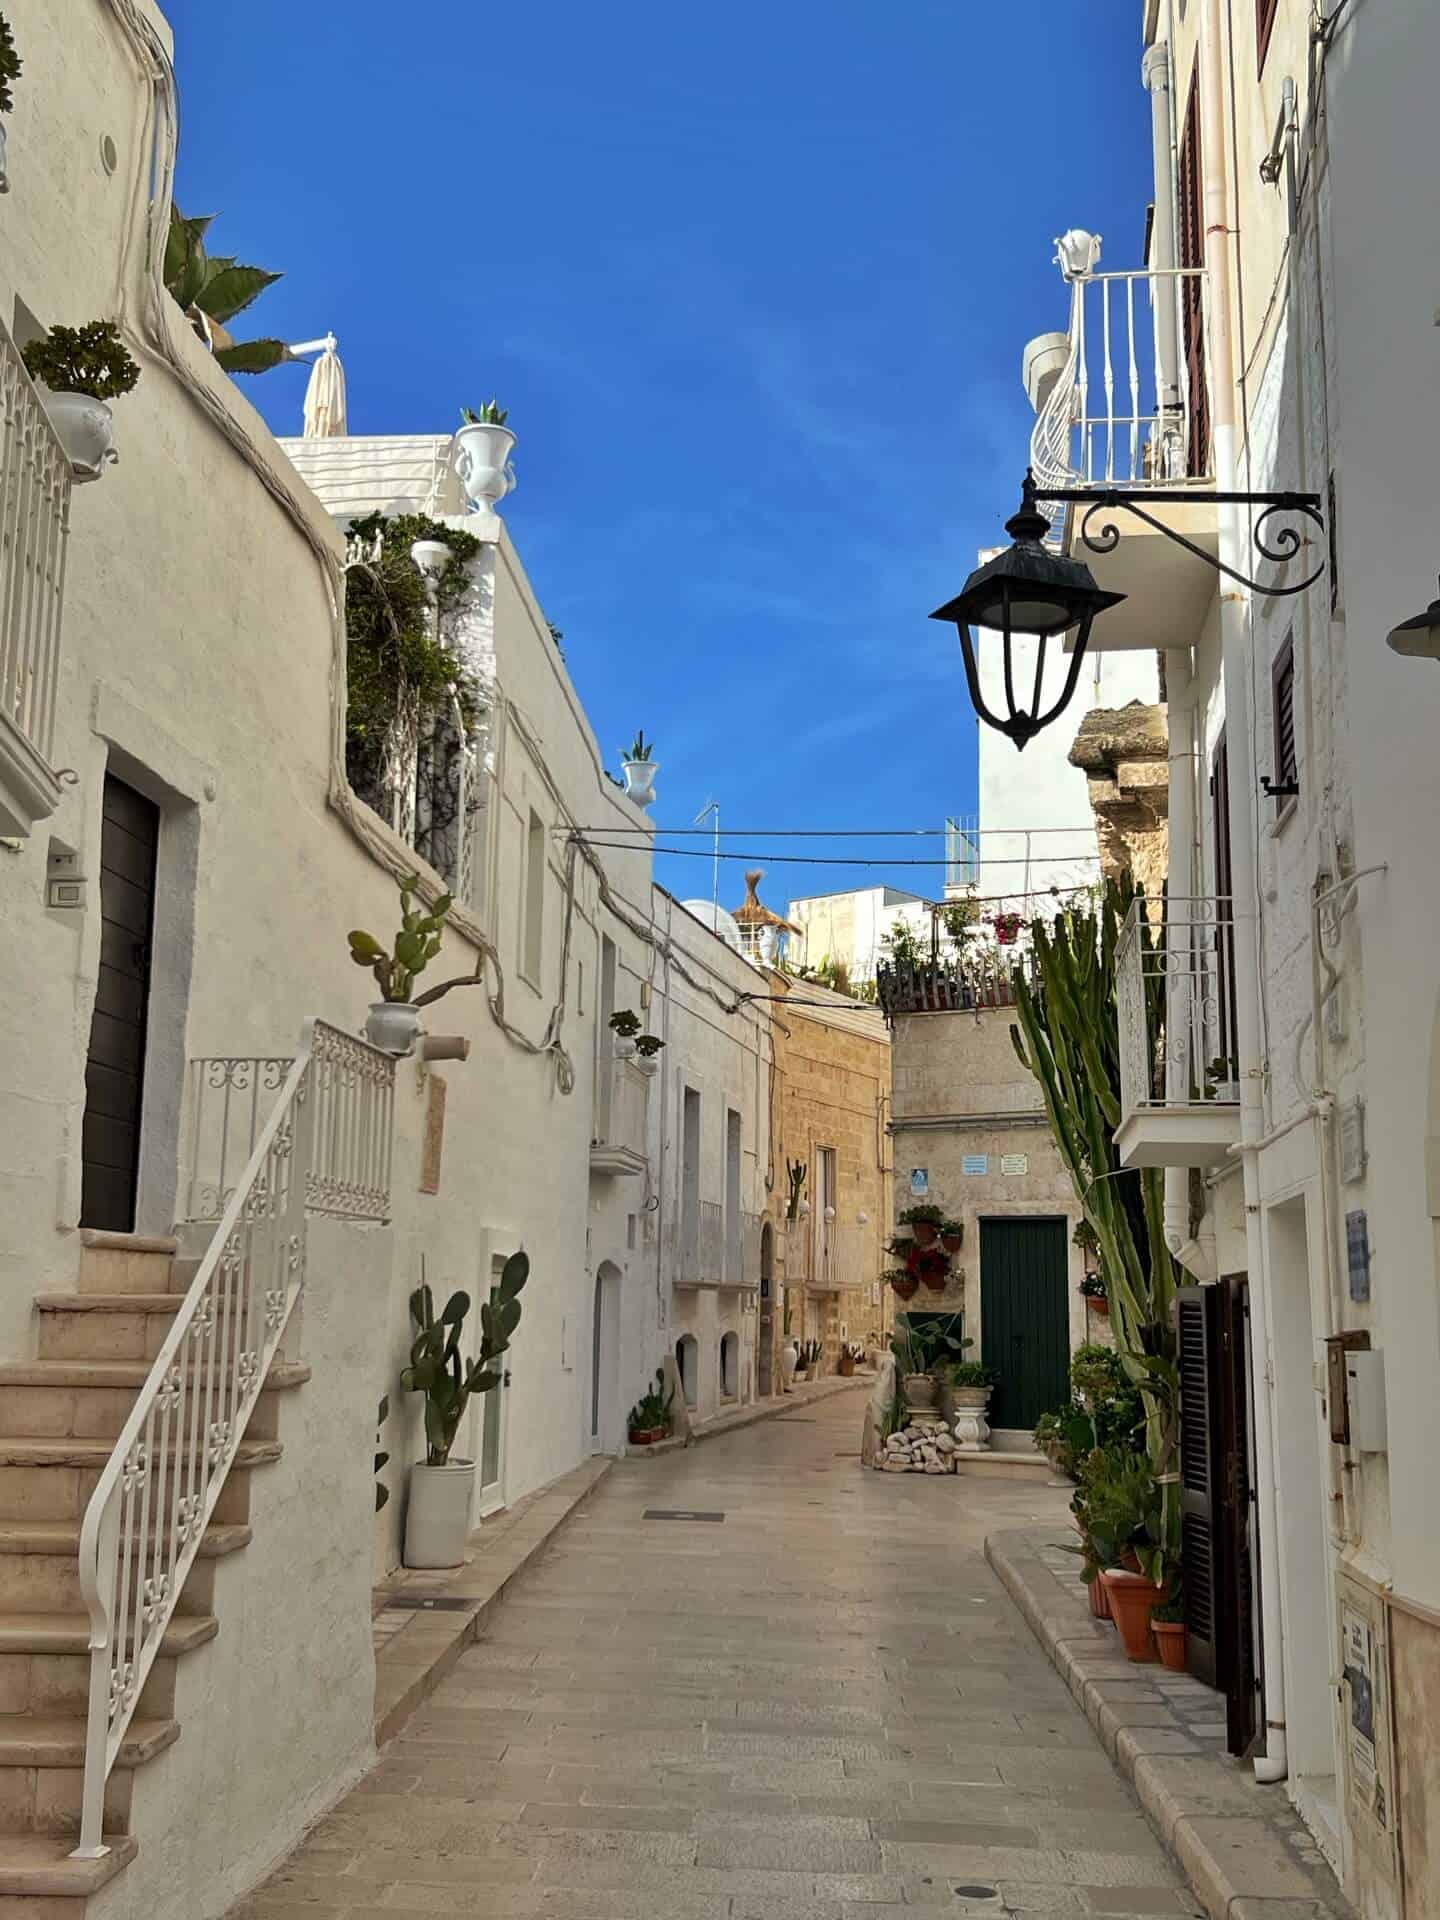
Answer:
979;1218;1070;1432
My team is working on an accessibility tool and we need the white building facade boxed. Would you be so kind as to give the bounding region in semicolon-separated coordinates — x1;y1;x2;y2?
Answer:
1008;4;1440;1915
0;3;775;1911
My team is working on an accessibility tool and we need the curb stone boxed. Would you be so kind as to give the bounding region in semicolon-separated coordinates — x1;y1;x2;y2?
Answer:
985;1527;1356;1920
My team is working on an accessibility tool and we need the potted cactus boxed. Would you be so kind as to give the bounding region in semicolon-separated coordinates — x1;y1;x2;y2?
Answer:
455;400;517;511
620;732;658;808
21;320;140;481
348;873;454;1055
400;1252;528;1568
627;1369;675;1445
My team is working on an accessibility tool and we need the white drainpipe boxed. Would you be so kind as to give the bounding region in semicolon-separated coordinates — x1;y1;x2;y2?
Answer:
1143;41;1181;411
1162;646;1201;1269
1198;0;1288;1786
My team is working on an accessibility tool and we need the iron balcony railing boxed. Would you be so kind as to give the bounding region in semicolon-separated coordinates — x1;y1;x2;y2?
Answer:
1116;895;1239;1122
0;311;71;834
876;948;1032;1020
1030;260;1212;498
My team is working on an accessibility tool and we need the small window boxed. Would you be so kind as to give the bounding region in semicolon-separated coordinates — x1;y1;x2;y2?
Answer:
1272;635;1298;815
1256;0;1279;74
522;809;545;984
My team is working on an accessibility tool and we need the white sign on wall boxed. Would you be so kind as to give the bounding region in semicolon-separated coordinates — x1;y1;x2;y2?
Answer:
961;1154;988;1176
1000;1153;1029;1176
909;1168;929;1197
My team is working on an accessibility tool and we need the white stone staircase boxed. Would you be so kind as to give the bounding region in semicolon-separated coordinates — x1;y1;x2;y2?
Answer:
0;1231;308;1913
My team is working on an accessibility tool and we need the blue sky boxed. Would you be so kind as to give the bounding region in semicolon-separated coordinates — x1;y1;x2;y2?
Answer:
167;2;1150;915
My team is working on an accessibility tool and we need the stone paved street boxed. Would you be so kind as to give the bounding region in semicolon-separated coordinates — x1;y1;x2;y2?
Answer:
233;1393;1203;1918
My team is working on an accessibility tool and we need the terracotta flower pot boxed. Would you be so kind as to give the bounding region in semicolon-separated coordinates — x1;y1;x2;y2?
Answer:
920;1269;947;1292
1152;1620;1187;1671
941;1231;963;1254
1088;1574;1112;1621
891;1273;919;1300
910;1221;939;1248
1101;1568;1166;1663
628;1427;668;1446
1082;1293;1110;1318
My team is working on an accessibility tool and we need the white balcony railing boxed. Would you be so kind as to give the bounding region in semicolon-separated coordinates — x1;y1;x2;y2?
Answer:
590;1054;651;1177
0;313;71;836
1030;259;1211;497
1116;897;1240;1165
74;1021;396;1858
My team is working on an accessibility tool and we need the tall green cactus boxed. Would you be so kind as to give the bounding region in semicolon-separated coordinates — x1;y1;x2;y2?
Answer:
402;1252;528;1465
1009;880;1179;1555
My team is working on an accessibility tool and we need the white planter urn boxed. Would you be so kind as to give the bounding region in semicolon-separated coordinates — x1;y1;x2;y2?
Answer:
365;1001;421;1055
454;421;517;512
781;1340;799;1390
41;389;118;482
404;1459;475;1569
952;1388;993;1453
621;758;658;808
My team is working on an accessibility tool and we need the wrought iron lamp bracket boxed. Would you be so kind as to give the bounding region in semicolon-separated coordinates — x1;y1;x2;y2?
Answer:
1032;485;1327;598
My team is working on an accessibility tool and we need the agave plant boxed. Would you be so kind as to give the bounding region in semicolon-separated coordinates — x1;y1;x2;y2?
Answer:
402;1253;529;1466
164;206;291;375
461;400;508;426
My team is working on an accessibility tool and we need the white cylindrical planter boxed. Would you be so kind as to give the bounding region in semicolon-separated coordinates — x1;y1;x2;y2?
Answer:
952;1389;992;1453
781;1341;798;1390
621;759;658;808
41;389;118;482
404;1459;475;1569
365;1001;421;1055
454;422;517;511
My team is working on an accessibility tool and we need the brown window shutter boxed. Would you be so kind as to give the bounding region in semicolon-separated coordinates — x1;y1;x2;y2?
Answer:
1177;1285;1225;1687
1177;69;1211;475
1272;634;1298;802
1256;0;1280;75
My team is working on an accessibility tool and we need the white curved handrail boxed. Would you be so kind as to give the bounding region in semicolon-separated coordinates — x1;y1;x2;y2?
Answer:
72;1018;395;1859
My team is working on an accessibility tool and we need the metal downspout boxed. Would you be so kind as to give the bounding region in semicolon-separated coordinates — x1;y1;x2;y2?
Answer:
1198;0;1289;1785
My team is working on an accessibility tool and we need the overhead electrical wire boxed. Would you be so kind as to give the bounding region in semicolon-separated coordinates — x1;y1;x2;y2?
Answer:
560;824;1107;839
570;839;1099;870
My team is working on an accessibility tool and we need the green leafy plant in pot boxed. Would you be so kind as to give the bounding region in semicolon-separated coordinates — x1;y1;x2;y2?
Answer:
21;321;140;482
400;1252;528;1568
898;1202;944;1247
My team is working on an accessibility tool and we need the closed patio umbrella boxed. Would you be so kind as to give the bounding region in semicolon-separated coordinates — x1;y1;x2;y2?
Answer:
293;333;347;438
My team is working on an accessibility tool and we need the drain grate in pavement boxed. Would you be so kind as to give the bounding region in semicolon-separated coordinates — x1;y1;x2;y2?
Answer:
384;1595;475;1612
952;1890;1000;1903
643;1509;725;1522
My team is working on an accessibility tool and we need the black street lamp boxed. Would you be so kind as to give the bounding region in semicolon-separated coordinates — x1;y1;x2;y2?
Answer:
930;471;1126;751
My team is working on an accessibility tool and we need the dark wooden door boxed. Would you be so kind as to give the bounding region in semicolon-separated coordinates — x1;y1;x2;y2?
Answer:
81;776;159;1231
979;1218;1069;1432
1219;1274;1261;1755
1177;1284;1225;1686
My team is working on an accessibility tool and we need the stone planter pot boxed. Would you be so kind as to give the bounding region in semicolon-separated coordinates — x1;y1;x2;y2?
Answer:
454;420;517;511
404;1459;474;1569
951;1386;992;1453
1152;1620;1187;1670
621;758;658;808
781;1340;798;1389
903;1372;936;1415
1100;1568;1166;1663
365;1001;422;1055
41;388;119;482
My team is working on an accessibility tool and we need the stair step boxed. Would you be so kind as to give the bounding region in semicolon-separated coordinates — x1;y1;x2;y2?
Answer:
0;1715;177;1771
0;1614;217;1658
0;1359;309;1443
0;1439;282;1471
78;1232;178;1298
33;1297;181;1314
0;1831;137;1900
33;1296;250;1363
0;1523;250;1559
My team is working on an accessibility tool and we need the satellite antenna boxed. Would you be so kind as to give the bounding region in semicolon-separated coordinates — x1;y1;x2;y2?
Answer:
694;799;720;916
